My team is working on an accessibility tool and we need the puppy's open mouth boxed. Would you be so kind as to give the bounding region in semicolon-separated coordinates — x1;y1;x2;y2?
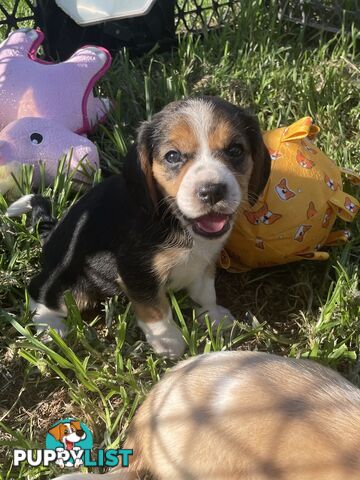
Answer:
191;213;231;238
65;440;74;450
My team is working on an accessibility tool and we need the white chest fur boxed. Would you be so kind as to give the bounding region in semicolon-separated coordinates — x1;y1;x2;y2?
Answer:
168;233;226;291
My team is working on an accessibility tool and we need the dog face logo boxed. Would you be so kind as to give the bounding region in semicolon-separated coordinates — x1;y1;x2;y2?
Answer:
275;178;296;201
301;139;317;155
344;196;358;214
296;150;315;169
307;201;317;218
268;148;281;161
294;224;312;242
244;203;282;225
322;207;333;228
46;419;92;468
324;174;339;191
15;418;131;470
48;421;86;451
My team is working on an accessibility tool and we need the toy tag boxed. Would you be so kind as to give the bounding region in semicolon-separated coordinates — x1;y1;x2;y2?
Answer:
340;167;360;185
324;230;351;246
219;249;231;269
296;251;330;261
329;191;359;222
281;117;320;142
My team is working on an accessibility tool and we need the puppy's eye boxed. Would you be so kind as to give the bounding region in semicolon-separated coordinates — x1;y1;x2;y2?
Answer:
225;143;244;157
165;150;183;164
30;133;43;145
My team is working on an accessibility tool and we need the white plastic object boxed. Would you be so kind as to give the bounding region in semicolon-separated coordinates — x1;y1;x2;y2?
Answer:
55;0;158;26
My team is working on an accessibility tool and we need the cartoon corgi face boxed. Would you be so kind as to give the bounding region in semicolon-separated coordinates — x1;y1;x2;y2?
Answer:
301;139;317;155
268;148;281;161
275;178;296;201
307;201;317;218
324;174;339;191
255;237;264;249
296;150;315;169
322;207;333;228
244;203;282;226
294;224;312;242
344;196;358;214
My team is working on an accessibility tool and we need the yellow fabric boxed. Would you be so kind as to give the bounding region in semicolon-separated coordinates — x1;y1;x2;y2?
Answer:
221;117;360;272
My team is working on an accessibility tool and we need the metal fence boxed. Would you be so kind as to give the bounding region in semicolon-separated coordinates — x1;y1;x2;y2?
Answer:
0;1;359;43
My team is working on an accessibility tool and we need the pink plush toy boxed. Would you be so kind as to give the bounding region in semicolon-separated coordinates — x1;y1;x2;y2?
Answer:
0;118;99;195
0;28;112;195
0;28;112;133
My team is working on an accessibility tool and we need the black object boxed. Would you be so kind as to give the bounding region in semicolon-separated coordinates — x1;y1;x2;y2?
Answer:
35;0;176;60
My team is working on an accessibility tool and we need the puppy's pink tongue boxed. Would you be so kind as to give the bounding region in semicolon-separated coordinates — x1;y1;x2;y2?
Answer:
195;213;229;233
65;440;74;450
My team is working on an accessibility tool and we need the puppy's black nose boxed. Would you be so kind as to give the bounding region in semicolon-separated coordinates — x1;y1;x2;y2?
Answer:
76;429;84;436
198;183;227;205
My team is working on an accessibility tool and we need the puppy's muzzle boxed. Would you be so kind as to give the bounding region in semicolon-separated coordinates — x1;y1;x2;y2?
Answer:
190;181;236;239
198;182;227;206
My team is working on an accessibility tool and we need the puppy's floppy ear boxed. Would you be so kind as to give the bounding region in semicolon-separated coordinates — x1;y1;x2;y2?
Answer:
71;421;82;431
48;424;64;441
136;120;159;207
123;120;159;210
246;115;271;206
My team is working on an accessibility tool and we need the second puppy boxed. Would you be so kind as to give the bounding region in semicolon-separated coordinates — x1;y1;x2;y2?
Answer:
7;97;270;357
54;351;360;480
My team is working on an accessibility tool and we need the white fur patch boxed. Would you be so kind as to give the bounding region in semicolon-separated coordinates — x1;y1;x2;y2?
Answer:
211;374;242;415
6;194;34;217
137;308;185;358
176;158;241;220
29;296;67;336
169;235;222;291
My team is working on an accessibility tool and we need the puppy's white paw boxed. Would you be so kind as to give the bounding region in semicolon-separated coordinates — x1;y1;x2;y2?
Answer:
197;304;235;326
138;311;186;359
35;318;68;338
29;297;68;338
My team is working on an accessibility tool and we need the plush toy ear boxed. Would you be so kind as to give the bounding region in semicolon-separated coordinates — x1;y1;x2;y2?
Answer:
48;424;64;441
246;116;271;206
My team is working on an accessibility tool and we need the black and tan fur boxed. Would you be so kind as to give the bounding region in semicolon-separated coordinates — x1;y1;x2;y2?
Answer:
7;97;270;357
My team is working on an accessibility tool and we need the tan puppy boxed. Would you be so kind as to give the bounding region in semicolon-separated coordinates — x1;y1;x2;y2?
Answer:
54;351;360;480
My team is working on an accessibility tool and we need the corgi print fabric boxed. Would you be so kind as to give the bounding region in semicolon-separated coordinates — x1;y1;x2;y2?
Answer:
222;117;359;272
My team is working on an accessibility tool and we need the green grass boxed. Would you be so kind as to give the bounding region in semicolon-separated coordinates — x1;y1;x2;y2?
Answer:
0;2;360;479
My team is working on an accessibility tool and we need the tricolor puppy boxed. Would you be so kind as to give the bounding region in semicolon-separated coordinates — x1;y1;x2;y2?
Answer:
53;351;360;480
7;97;270;357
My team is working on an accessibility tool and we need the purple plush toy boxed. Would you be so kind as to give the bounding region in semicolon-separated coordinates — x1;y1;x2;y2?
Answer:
0;28;112;195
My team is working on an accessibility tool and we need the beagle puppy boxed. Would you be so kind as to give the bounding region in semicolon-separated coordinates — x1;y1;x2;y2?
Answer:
7;97;270;358
53;350;360;480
